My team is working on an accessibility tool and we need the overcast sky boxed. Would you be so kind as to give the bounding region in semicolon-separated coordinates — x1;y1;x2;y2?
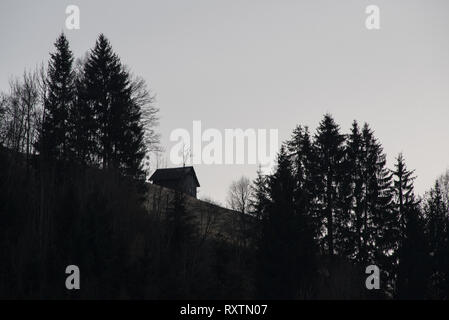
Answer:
1;0;449;204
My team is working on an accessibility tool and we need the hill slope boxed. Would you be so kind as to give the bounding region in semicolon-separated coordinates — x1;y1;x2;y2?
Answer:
145;183;246;244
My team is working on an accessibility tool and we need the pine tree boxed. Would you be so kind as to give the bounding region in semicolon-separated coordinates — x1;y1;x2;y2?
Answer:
287;126;315;209
342;121;364;260
396;206;429;299
364;127;393;275
390;153;429;298
339;121;393;272
425;182;447;259
286;125;321;246
390;154;417;237
41;33;76;161
83;34;145;178
250;165;269;225
314;114;346;256
67;58;96;165
287;125;307;191
249;165;270;260
360;124;392;265
424;181;449;298
256;146;316;298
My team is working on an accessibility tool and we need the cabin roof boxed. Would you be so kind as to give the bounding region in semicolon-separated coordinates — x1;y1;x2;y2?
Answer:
149;166;200;187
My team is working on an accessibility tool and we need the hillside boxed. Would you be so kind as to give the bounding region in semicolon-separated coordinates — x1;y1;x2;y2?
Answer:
145;183;246;244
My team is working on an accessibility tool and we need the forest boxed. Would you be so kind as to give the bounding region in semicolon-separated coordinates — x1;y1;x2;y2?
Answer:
0;33;448;299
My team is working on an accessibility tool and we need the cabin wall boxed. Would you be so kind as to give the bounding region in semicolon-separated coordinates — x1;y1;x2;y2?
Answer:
182;174;197;198
153;173;197;198
155;180;179;192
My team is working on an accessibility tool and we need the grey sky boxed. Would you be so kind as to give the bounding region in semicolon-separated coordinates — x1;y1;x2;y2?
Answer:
1;0;449;204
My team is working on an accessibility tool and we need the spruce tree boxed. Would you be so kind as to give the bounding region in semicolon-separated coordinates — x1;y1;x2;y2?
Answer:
425;182;447;259
390;153;429;298
424;181;449;298
396;206;429;299
287;126;316;210
390;154;417;237
342;121;364;260
314;114;346;256
251;166;266;214
250;164;269;236
257;146;316;298
286;125;321;245
287;125;308;191
41;33;76;161
83;34;145;178
340;121;393;267
361;124;392;265
68;59;96;165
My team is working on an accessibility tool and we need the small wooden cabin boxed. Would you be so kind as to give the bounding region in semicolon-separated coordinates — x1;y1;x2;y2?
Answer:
149;166;200;198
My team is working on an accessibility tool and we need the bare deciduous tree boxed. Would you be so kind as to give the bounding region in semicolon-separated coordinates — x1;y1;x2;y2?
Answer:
129;74;161;177
226;176;253;251
0;68;42;157
130;76;160;148
226;176;252;215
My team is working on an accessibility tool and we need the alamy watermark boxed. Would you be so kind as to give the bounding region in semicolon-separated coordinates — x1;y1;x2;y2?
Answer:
365;265;380;290
365;5;380;30
65;5;80;30
169;121;279;170
65;265;80;290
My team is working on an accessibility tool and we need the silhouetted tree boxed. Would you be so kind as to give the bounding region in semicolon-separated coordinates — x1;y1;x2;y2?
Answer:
40;33;76;161
83;34;145;178
227;176;252;215
286;125;320;239
390;153;430;298
251;165;269;221
67;56;96;165
314;114;346;256
396;205;430;299
227;176;252;251
257;146;316;298
0;70;42;158
342;121;364;260
344;122;393;266
424;181;449;298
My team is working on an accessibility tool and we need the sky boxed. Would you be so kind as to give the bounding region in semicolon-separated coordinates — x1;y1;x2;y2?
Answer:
1;0;449;204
